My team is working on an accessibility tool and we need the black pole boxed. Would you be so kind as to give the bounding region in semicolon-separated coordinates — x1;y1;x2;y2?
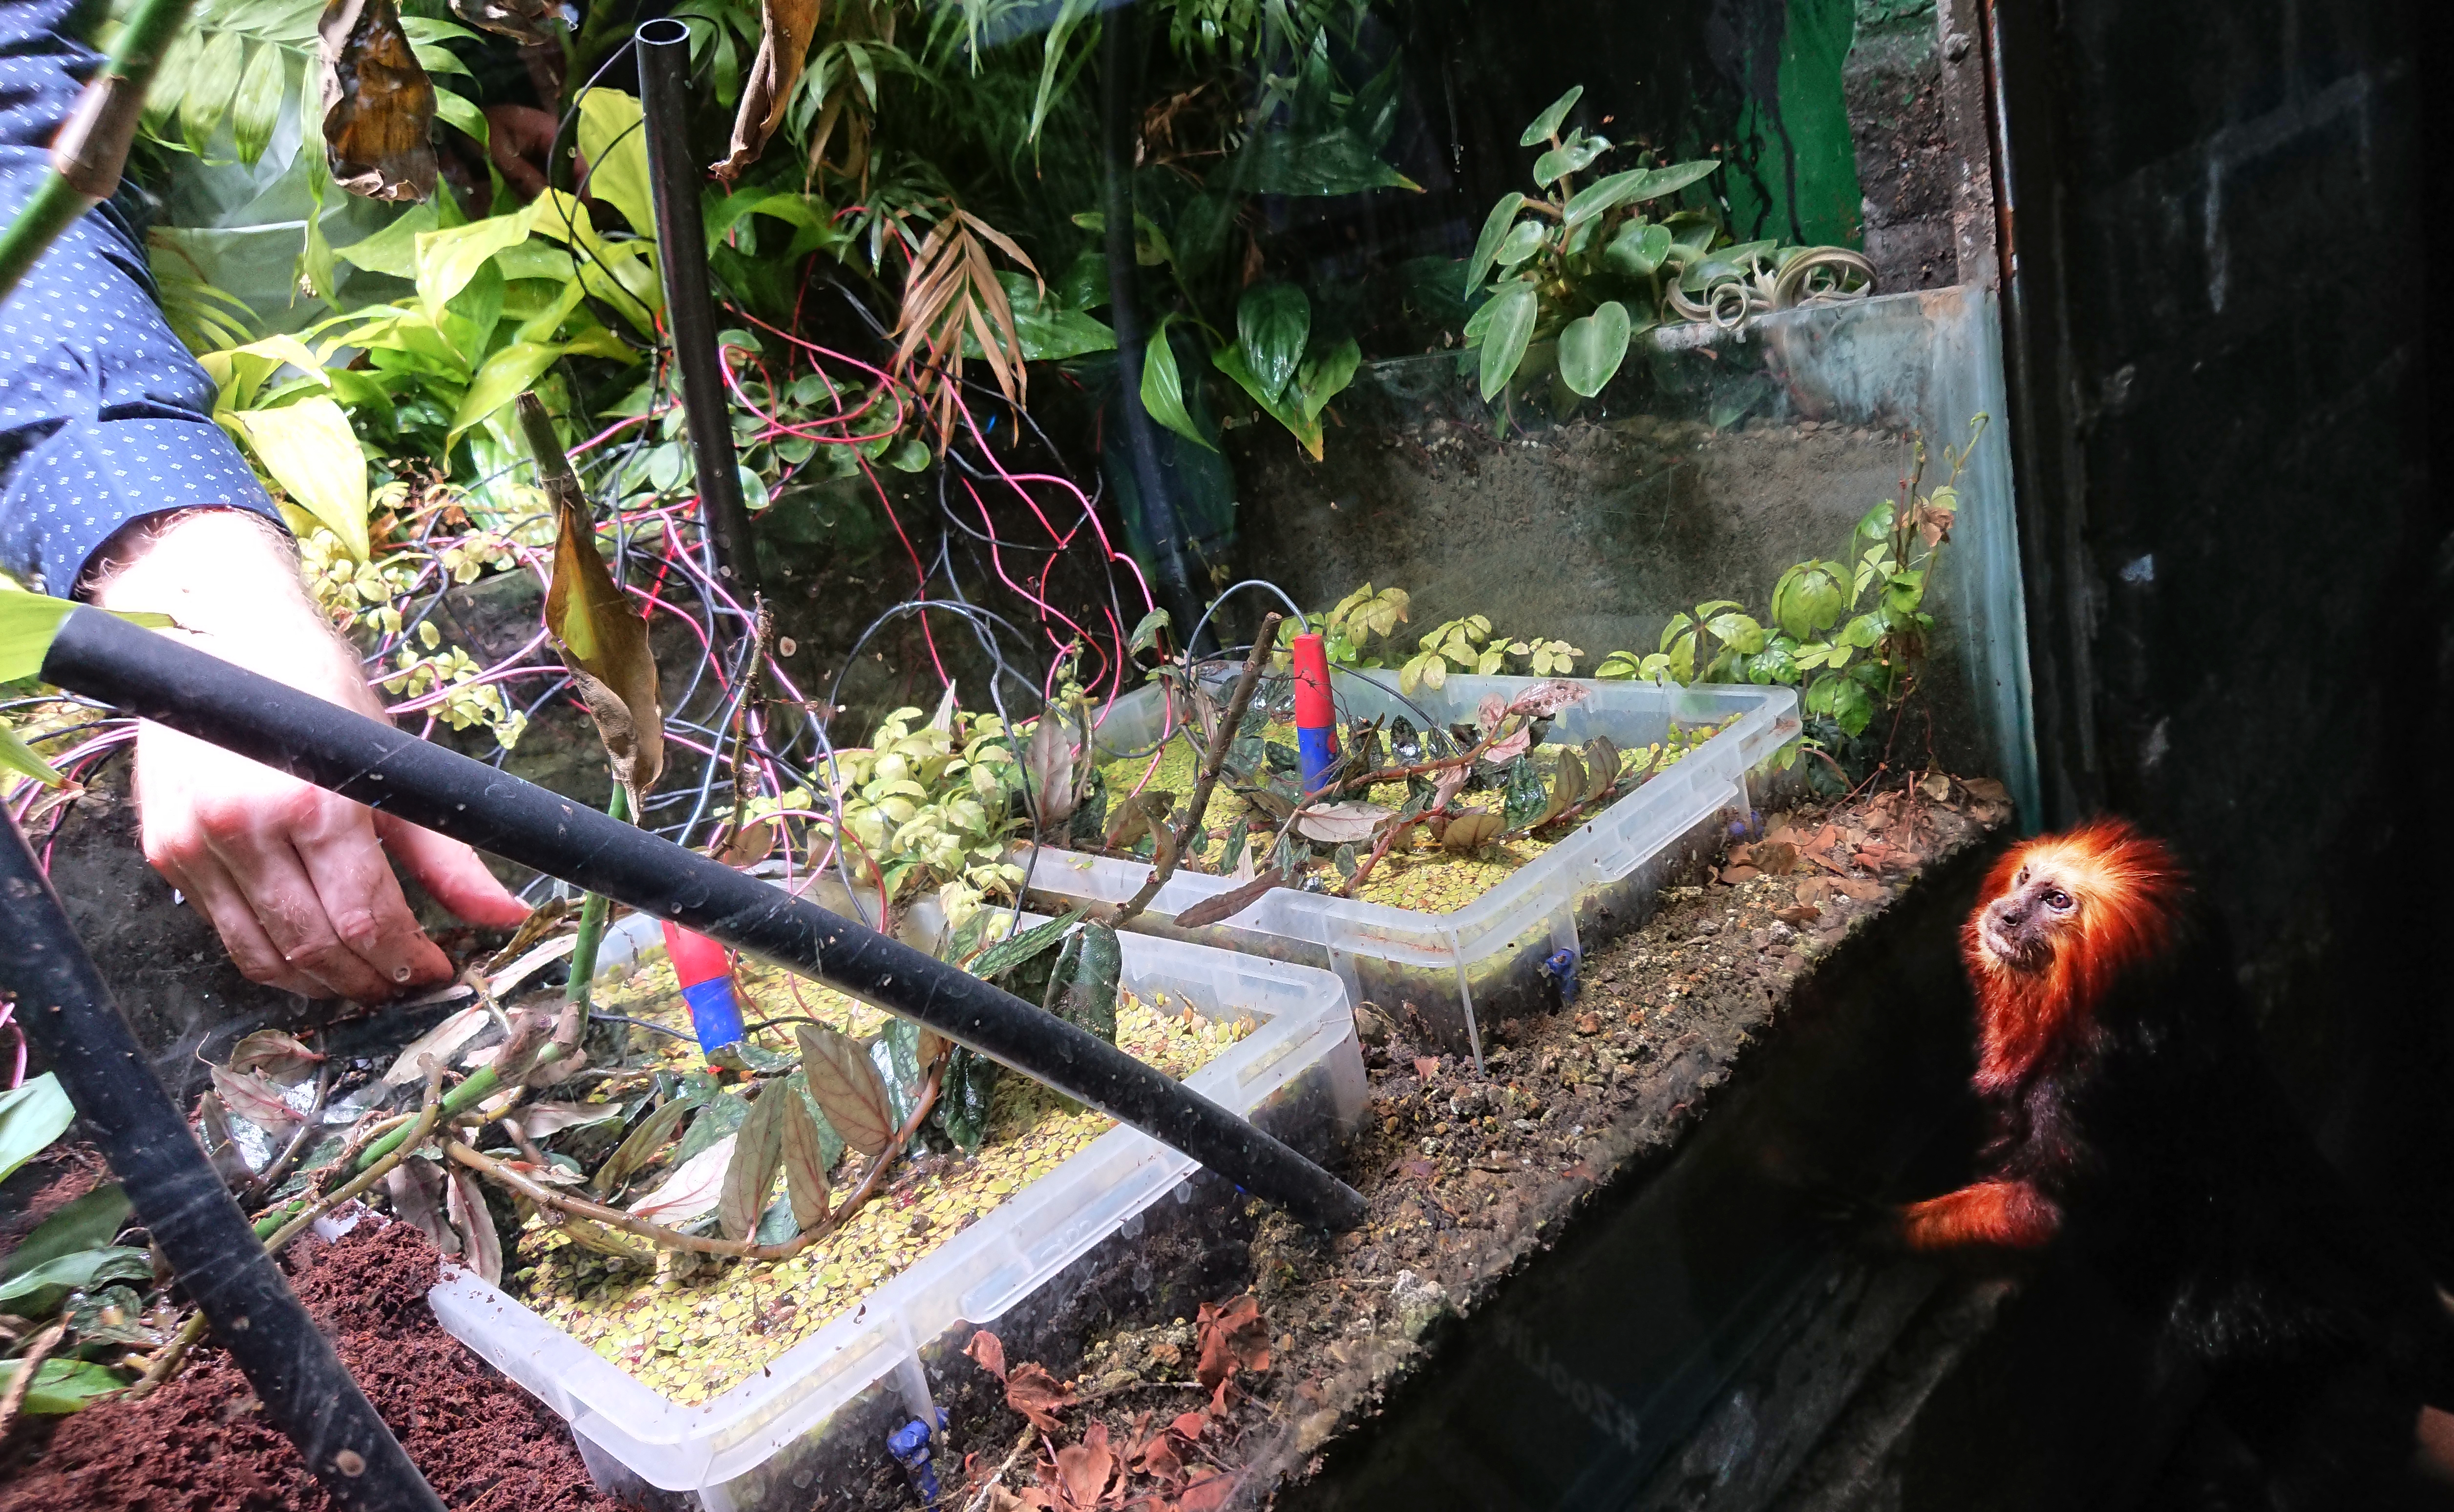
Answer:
41;609;1366;1230
0;816;444;1511
635;17;762;605
1099;7;1215;658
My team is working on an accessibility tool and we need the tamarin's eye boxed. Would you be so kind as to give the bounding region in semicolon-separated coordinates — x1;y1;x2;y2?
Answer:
2044;889;2073;911
2015;867;2028;885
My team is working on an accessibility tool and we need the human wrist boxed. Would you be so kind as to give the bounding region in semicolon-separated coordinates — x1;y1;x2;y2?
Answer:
87;509;365;701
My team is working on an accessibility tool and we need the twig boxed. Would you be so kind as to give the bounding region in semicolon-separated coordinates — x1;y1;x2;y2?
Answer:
259;1059;447;1254
1334;814;1410;900
1111;611;1280;926
960;1431;1035;1512
125;1311;206;1401
0;1317;67;1437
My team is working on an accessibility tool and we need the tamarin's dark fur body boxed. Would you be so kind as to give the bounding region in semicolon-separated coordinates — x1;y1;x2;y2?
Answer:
1891;819;2454;1506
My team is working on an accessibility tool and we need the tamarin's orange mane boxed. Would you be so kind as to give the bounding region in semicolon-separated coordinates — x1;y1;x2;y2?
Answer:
1964;818;2185;1092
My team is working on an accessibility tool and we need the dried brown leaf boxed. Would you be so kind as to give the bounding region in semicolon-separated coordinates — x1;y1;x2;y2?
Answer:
1581;736;1622;795
712;0;820;182
1194;1294;1268;1391
1506;679;1590;718
1177;1469;1237;1512
317;0;435;202
779;1087;832;1230
386;1156;456;1253
1025;715;1077;827
209;1064;303;1136
1004;1361;1074;1431
965;1328;1008;1381
520;1102;624;1139
795;1022;896;1155
226;1029;323;1085
1440;808;1503;854
719;1077;789;1241
1055;1421;1116;1510
1293;800;1390;846
534;395;663;805
1171;867;1289;929
1103;789;1175;850
197;1092;253;1190
723;818;777;867
445;1166;502;1283
1753;840;1799;876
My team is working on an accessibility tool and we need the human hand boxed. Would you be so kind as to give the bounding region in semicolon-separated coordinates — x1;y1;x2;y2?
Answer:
485;104;562;204
89;511;529;1000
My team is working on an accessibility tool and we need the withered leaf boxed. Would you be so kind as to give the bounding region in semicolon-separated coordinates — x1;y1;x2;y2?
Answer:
1024;715;1077;828
794;1022;896;1155
1293;800;1390;846
445;1166;502;1283
1194;1293;1269;1391
1534;750;1587;828
448;0;562;45
317;0;436;202
1103;789;1175;850
386;1157;456;1254
965;1328;1008;1381
1506;678;1590;718
1004;1361;1075;1431
209;1063;303;1136
719;1077;789;1241
226;1029;323;1085
1440;808;1504;853
479;895;570;977
627;1133;734;1222
197;1092;254;1190
1753;840;1799;876
1172;866;1290;929
722;818;777;866
520;1101;625;1139
528;394;663;809
712;0;818;182
778;1089;832;1230
1055;1421;1117;1510
591;1095;689;1194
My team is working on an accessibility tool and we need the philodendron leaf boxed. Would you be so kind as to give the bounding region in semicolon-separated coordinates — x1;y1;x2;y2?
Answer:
524;394;663;808
794;1021;897;1155
228;397;372;562
1128;608;1171;656
1465;194;1526;294
1236;283;1310;403
0;1185;130;1287
0;1356;125;1414
317;0;438;203
1477;280;1540;401
445;1167;502;1283
592;1096;691;1194
1138;314;1214;452
1521;84;1583;146
718;1076;789;1241
1558;301;1632;397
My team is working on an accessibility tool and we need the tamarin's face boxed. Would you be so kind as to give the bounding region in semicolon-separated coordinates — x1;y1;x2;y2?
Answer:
1976;859;2083;972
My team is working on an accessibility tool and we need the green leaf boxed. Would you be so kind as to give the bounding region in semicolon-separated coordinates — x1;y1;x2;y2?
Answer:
1028;0;1101;143
0;1185;129;1286
0;1357;125;1414
1771;560;1848;640
575;90;657;239
1705;611;1768;654
1128;609;1170;656
0;1074;73;1183
975;273;1112;363
450;343;564;445
1465;194;1526;294
934;1047;1000;1153
1240;128;1421;195
1631;160;1722;205
1521;85;1583;147
0;1245;151;1310
414;217;532;326
1557;301;1631;397
433;87;488;147
228;41;287;167
1236;283;1310;403
1296;337;1361;424
1493;219;1545;270
181;28;245;156
1604;220;1674;279
1856;500;1897;539
333;204;439;280
1476;281;1539;401
0;721;65;787
1532;131;1610;188
1138;315;1214;452
227;397;370;560
1210;342;1321;458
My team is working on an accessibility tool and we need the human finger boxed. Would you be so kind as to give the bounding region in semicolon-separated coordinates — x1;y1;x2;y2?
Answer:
292;808;457;990
155;843;327;998
206;816;399;1003
375;811;532;929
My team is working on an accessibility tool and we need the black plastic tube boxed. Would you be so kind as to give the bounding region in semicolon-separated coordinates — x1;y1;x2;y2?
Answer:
0;815;444;1511
42;608;1367;1230
635;17;762;603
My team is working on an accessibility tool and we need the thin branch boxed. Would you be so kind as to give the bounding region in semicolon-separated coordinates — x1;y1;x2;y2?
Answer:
0;1318;66;1437
1110;611;1280;925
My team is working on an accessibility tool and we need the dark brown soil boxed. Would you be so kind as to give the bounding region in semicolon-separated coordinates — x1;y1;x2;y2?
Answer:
0;1221;616;1512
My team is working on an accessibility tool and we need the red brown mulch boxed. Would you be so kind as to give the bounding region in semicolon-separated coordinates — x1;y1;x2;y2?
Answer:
0;1220;617;1512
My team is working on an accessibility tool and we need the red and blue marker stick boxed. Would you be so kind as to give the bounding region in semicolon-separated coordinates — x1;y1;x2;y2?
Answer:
660;919;745;1054
1290;631;1339;794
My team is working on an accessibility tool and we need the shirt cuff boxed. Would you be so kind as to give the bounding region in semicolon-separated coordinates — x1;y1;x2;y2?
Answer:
0;414;286;596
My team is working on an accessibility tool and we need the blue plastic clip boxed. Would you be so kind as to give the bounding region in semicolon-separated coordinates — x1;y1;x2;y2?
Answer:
888;1408;951;1501
1540;947;1581;1006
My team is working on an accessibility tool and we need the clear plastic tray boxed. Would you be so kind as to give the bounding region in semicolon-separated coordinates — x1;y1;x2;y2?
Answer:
426;909;1365;1510
1023;672;1799;1063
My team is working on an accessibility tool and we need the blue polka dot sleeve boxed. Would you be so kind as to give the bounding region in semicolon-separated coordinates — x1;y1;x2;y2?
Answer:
0;0;285;597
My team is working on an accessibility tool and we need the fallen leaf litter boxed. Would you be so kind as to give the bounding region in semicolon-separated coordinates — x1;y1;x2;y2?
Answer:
1098;716;1736;913
508;948;1255;1404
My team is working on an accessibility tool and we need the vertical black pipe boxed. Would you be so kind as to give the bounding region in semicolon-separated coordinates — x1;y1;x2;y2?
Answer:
635;17;762;604
1099;5;1215;657
0;816;444;1512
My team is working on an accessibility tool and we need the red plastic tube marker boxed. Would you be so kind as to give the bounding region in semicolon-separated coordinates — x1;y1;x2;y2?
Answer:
660;920;745;1054
1290;631;1338;793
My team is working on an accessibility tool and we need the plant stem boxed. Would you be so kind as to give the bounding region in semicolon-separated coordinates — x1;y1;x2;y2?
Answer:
1111;611;1280;926
565;784;630;1009
0;1317;66;1435
263;1064;445;1252
354;1066;498;1174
